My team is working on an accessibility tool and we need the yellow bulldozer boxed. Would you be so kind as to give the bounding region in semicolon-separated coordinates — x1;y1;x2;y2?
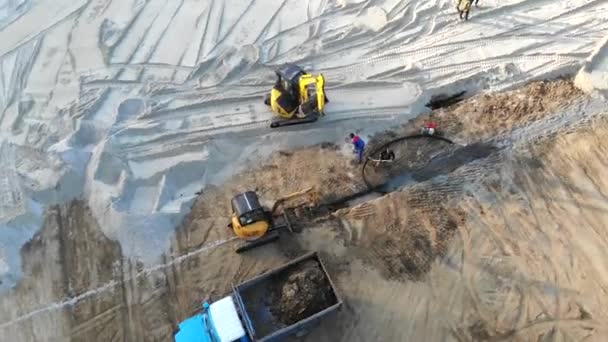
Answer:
264;64;328;128
228;187;319;253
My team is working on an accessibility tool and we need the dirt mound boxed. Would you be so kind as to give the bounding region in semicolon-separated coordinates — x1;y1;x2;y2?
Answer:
349;199;465;281
432;79;584;139
270;260;335;325
368;79;585;145
360;80;583;191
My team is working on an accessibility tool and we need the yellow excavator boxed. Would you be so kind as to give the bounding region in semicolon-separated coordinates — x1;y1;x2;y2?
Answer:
264;64;328;128
228;187;318;253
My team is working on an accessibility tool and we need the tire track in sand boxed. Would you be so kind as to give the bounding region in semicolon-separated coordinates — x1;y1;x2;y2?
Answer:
0;236;237;331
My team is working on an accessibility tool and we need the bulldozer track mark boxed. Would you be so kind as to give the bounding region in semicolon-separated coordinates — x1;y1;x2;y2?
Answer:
259;4;361;59
455;223;492;330
253;0;288;47
421;54;582;76
338;221;362;245
200;0;256;59
375;0;602;62
0;237;236;330
346;203;375;220
69;303;123;337
322;0;597;83
0;143;25;222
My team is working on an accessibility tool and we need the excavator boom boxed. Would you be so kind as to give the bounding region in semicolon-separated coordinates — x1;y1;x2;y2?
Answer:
271;187;319;215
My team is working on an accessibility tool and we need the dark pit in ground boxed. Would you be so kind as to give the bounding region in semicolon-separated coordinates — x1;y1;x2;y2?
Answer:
425;91;467;110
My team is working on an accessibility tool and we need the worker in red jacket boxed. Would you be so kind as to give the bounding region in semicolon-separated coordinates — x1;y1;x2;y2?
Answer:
349;133;366;163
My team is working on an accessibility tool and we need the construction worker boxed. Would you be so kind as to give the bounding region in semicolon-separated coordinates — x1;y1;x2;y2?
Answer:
349;133;366;164
456;0;472;20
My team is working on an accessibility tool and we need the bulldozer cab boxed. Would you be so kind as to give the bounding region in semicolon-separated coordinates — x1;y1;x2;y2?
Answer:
231;191;268;227
277;65;326;113
276;64;306;99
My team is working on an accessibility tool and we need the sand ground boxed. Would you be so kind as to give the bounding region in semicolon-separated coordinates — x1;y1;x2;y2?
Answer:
2;79;608;341
2;0;608;341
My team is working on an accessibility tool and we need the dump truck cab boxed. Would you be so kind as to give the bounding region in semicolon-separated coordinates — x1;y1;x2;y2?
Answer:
174;297;250;342
230;191;270;240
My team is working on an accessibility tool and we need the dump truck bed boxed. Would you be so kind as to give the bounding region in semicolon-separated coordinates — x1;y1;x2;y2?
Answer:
232;252;341;342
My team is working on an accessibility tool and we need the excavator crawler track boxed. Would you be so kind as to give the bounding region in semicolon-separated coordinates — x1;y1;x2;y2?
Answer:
235;231;280;253
270;115;318;128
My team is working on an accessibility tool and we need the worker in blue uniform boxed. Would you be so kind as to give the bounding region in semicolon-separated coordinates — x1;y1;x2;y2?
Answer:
350;133;366;164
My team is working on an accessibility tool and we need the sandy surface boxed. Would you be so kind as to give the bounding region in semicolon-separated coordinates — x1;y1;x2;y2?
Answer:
1;0;608;291
1;0;608;340
2;79;608;341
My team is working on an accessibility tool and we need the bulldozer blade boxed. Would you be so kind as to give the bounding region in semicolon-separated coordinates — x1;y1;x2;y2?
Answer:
235;231;280;253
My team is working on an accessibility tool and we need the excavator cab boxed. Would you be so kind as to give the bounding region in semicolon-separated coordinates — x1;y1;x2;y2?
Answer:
228;188;317;253
267;64;328;128
230;191;270;240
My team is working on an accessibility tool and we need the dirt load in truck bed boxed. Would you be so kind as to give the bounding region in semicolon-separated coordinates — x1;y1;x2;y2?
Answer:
269;259;336;325
238;257;338;339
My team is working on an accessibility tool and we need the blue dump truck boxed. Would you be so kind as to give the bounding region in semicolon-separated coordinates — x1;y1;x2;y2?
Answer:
174;252;342;342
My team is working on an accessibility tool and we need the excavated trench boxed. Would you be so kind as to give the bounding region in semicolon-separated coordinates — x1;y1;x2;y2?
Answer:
274;135;501;284
295;136;498;221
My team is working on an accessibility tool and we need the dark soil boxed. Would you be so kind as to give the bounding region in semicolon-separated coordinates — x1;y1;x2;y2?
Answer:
425;91;467;110
269;260;336;325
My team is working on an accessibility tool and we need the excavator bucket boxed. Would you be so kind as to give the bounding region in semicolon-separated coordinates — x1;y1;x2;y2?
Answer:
271;187;318;215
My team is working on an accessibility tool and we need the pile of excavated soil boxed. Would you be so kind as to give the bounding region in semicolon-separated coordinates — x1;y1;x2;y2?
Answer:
269;260;335;325
367;79;585;147
361;79;584;189
339;188;467;280
428;79;584;140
